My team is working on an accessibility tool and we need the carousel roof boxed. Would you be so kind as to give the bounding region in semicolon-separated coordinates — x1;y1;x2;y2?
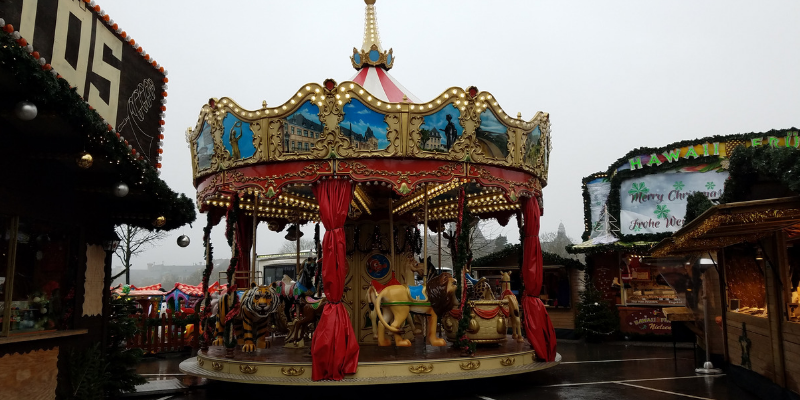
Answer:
188;0;551;224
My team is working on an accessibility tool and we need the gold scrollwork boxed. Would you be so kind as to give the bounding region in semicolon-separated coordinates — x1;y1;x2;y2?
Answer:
281;367;305;376
196;356;204;367
459;360;481;371
408;364;433;374
211;361;223;371
239;365;258;374
500;357;516;366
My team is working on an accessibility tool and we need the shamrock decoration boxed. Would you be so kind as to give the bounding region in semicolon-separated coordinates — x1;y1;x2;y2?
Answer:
633;225;643;232
673;181;685;191
629;182;649;195
705;182;716;190
654;205;670;219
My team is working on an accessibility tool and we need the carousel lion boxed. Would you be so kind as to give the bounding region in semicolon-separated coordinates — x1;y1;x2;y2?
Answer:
373;272;456;347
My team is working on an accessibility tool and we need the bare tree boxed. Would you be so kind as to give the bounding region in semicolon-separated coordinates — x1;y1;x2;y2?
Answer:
425;218;505;270
113;224;168;284
279;238;315;254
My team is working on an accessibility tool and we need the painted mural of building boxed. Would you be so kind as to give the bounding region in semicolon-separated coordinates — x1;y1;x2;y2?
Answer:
284;113;323;153
341;123;379;150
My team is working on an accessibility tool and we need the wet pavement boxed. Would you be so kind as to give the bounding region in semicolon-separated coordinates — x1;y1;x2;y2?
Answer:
130;340;759;400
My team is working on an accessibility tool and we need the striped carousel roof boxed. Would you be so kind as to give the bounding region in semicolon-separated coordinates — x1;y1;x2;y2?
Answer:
348;0;420;103
350;67;420;103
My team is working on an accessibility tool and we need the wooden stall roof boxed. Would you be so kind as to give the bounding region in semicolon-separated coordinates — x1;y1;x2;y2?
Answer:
651;196;800;256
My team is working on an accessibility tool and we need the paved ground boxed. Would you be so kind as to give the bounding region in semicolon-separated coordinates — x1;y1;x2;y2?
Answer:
130;341;759;400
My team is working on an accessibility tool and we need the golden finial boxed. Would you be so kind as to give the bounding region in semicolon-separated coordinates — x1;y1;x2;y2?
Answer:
517;112;522;119
351;0;394;70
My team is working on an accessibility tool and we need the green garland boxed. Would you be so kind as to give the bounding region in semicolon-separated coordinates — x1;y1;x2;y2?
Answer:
720;144;800;203
580;172;608;241
471;243;586;271
0;31;196;231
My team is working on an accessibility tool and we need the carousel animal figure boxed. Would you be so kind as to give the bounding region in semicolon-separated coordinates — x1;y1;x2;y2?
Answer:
213;283;281;352
367;272;421;338
273;271;316;323
500;271;523;342
465;272;494;301
285;296;327;345
373;272;457;347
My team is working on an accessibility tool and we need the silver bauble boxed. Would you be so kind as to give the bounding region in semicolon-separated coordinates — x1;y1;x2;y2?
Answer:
14;101;37;121
113;182;129;197
177;234;190;247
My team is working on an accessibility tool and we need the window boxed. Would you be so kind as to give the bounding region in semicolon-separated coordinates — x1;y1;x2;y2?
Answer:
291;141;295;150
304;130;308;137
304;142;309;150
291;127;295;135
0;216;76;336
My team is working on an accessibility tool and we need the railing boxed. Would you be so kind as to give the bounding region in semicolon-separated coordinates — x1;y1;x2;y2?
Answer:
128;309;199;354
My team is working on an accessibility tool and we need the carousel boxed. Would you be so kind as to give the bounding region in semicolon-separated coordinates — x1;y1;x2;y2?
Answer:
179;0;560;384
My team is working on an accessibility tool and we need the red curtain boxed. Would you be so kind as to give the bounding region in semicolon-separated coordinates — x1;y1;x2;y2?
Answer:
311;179;359;380
521;196;557;361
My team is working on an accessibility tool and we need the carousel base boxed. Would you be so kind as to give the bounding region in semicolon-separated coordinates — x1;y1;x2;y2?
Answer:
179;335;560;385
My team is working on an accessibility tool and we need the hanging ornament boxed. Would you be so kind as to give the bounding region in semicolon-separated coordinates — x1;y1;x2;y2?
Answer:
14;101;37;121
76;152;93;169
113;182;129;197
177;234;190;247
153;216;166;228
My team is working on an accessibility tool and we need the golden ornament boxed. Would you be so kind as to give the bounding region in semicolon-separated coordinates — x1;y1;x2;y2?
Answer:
76;152;93;169
153;216;166;228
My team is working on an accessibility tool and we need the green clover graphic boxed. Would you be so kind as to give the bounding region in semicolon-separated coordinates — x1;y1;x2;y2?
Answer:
673;181;685;191
654;205;670;220
628;182;649;195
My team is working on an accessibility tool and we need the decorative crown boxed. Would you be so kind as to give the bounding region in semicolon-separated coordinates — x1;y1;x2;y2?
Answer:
351;0;394;70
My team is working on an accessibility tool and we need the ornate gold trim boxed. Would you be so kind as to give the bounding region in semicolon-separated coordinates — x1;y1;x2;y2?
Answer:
459;360;480;370
500;357;516;366
211;361;223;371
239;364;258;374
281;366;305;376
196;356;204;367
408;364;433;374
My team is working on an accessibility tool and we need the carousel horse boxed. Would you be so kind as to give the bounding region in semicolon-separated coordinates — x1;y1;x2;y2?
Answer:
500;271;523;342
285;296;327;345
272;273;316;323
373;272;456;347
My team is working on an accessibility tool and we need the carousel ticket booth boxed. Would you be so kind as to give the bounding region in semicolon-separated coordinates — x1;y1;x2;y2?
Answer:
179;0;561;385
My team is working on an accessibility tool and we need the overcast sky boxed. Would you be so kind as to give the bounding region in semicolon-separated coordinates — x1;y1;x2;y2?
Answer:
100;0;799;270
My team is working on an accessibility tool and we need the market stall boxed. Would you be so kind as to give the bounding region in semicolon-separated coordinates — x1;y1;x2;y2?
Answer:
0;1;195;397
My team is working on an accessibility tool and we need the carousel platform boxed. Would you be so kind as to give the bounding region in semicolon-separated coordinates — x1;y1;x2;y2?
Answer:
179;336;560;385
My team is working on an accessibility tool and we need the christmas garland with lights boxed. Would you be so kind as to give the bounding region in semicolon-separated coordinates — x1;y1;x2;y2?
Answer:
0;30;195;231
566;241;655;256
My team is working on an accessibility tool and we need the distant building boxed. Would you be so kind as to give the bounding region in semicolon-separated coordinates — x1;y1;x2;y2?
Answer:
423;127;444;150
112;258;230;288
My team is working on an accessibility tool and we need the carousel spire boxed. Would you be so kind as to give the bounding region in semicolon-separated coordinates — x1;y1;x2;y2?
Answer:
351;0;394;70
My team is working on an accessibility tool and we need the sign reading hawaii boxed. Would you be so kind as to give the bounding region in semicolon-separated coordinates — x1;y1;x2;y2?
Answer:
620;167;729;235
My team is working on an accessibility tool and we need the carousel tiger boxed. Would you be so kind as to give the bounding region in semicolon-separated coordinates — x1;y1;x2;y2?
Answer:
213;284;280;352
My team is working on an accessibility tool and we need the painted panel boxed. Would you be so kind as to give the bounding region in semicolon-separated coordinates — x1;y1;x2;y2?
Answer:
282;101;322;154
523;126;542;168
586;177;611;238
419;105;463;152
477;109;509;159
341;99;387;151
221;114;256;160
196;122;213;170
